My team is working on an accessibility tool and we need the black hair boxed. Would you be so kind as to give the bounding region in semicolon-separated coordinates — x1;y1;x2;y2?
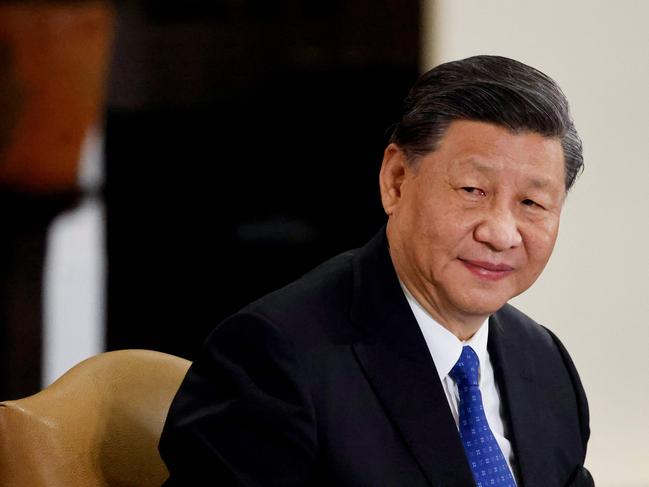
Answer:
389;55;583;190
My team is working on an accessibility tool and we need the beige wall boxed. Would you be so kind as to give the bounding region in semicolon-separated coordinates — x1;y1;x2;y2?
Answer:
423;1;649;485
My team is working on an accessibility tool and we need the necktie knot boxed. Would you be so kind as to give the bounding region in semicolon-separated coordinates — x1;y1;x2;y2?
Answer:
449;345;480;388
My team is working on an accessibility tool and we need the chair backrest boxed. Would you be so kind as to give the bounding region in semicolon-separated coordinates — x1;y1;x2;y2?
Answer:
0;349;191;487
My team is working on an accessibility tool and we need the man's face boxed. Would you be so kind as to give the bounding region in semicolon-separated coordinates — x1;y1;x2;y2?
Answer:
381;120;566;328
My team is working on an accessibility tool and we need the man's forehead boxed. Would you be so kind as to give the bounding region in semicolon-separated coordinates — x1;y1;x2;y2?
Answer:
454;157;560;189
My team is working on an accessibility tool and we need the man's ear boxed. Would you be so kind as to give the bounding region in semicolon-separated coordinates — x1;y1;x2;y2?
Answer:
379;143;409;216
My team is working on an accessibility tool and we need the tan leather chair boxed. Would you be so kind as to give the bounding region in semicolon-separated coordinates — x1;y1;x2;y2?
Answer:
0;349;191;487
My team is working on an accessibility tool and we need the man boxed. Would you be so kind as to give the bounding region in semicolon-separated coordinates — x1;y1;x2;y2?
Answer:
159;55;593;487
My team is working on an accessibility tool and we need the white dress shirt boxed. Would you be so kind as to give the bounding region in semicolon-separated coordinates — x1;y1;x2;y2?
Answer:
400;284;518;480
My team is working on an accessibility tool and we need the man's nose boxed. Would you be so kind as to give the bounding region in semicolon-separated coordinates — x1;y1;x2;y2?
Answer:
473;206;523;251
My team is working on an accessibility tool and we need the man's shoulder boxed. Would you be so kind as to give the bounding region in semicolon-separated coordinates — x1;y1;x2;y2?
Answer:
204;228;392;355
493;304;591;451
217;247;361;349
251;248;357;317
492;303;583;383
236;228;390;343
492;303;561;351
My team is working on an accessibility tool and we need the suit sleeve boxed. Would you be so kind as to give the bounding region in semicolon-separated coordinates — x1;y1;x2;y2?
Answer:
565;466;595;487
542;326;591;454
159;311;318;487
542;326;594;486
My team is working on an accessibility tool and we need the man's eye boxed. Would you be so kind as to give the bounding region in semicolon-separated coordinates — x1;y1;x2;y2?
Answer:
462;187;486;197
522;198;542;208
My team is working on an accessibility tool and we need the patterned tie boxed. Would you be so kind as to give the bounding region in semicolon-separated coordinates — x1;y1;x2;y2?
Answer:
449;346;517;487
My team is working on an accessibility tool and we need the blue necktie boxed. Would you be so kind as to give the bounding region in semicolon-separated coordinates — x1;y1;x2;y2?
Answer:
449;346;517;487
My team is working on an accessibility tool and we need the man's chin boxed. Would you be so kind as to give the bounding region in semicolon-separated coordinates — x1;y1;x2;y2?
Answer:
455;295;511;319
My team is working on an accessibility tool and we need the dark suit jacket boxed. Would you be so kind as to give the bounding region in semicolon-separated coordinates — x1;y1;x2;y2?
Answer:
159;229;592;487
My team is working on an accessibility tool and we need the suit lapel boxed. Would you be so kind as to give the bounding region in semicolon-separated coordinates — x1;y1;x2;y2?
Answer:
350;230;474;487
489;311;544;487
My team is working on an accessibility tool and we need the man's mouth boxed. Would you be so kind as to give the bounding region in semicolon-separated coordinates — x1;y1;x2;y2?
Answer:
459;259;514;280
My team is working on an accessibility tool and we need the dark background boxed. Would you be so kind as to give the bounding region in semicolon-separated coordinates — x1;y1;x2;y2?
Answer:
0;0;420;398
105;0;420;359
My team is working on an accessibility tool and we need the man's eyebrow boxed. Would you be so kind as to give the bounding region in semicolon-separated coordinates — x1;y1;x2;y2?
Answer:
460;158;556;189
461;158;495;174
526;177;554;189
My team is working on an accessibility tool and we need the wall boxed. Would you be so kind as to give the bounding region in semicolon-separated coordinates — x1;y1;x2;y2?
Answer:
43;128;105;386
423;1;649;485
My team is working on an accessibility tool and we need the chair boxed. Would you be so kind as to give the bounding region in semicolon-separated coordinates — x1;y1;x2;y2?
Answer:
0;349;191;487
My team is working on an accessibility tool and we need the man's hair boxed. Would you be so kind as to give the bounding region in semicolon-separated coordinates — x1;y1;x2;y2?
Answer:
389;55;583;190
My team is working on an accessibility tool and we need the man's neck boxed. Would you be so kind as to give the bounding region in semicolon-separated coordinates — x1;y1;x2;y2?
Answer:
398;279;486;341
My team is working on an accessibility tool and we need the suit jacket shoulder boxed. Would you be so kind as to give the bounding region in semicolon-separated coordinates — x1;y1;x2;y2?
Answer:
489;304;591;486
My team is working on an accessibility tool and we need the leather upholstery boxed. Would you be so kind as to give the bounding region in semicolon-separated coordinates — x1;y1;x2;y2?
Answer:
0;349;191;487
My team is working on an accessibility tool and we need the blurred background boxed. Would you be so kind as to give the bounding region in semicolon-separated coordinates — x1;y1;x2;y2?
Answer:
0;0;647;485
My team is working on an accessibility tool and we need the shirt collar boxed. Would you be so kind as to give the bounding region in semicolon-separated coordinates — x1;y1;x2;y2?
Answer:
400;282;489;383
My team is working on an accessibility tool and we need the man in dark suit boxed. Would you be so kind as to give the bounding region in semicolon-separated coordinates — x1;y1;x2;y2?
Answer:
159;55;594;486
